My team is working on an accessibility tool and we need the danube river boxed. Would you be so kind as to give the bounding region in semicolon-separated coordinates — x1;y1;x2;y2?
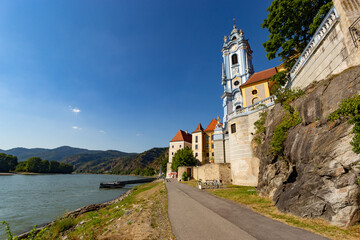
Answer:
0;174;145;238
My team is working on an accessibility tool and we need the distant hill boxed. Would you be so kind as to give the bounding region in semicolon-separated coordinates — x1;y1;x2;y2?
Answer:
62;147;168;174
0;146;168;175
0;146;102;162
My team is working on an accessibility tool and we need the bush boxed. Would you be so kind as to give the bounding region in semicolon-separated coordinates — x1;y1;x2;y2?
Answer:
328;95;360;153
171;147;197;172
182;171;188;181
254;110;268;144
271;111;301;155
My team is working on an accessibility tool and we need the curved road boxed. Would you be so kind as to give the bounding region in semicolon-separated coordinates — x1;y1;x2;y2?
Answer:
166;179;329;240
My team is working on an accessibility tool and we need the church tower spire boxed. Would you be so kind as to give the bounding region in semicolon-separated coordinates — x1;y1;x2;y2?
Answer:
220;20;254;126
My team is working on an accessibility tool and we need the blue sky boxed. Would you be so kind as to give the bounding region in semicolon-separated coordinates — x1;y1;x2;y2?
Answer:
0;0;279;152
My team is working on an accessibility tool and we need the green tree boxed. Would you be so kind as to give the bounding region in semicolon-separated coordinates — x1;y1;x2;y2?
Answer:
49;160;60;173
0;153;18;172
262;0;333;69
171;147;197;172
26;157;42;173
160;156;168;176
15;161;27;172
40;160;50;173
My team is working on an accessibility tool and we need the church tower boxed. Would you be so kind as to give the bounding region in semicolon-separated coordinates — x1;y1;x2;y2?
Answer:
221;20;254;126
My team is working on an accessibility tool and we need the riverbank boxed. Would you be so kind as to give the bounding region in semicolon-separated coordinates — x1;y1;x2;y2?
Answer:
183;180;360;240
18;180;174;239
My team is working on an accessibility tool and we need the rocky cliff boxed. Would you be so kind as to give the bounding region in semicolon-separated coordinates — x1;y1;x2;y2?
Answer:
253;66;360;227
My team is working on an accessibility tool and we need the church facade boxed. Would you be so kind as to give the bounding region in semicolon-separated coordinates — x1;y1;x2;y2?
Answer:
168;22;278;185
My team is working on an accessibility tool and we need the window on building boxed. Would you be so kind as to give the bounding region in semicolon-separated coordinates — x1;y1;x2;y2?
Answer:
206;135;209;141
179;145;181;148
232;54;238;65
206;153;209;157
231;123;236;133
252;89;258;95
211;144;214;149
232;36;237;40
236;105;241;110
234;80;240;86
212;153;214;156
195;136;198;143
195;145;198;150
172;152;174;155
206;145;209;149
195;153;198;157
172;145;174;148
211;135;214;140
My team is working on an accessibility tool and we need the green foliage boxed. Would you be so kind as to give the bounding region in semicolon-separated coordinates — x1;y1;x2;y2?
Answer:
254;110;268;144
271;111;302;155
0;154;18;172
270;71;289;94
171;147;197;172
328;95;360;153
274;87;304;106
15;157;73;173
182;171;188;181
54;218;75;234
1;221;13;240
160;156;168;176
262;0;333;69
309;2;334;35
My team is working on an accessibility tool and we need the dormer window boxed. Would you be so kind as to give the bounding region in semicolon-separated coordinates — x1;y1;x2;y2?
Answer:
231;54;238;65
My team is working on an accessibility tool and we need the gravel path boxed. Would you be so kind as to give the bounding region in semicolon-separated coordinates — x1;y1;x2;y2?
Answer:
166;179;329;240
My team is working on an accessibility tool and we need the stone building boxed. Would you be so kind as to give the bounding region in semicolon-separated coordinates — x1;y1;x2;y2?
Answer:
167;130;192;176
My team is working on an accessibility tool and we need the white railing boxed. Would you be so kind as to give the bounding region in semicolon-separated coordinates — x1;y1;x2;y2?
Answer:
227;95;276;121
289;7;339;82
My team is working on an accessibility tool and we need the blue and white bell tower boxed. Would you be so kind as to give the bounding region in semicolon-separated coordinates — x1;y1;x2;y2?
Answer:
221;19;254;126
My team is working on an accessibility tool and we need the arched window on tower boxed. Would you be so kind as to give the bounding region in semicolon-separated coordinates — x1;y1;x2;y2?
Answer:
232;54;238;65
232;36;237;40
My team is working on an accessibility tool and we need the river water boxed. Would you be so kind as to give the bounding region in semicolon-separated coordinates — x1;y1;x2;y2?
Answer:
0;174;145;238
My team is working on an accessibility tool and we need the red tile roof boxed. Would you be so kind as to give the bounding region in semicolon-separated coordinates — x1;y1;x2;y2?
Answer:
204;119;222;132
192;123;204;133
170;130;192;143
241;67;277;87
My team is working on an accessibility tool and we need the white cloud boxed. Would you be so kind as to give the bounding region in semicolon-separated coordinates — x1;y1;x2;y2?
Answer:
69;105;81;114
135;133;143;137
99;130;106;134
72;126;82;130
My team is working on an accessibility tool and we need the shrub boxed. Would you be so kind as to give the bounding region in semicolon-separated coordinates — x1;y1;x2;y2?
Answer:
254;110;268;144
182;171;188;181
328;95;360;153
171;147;197;172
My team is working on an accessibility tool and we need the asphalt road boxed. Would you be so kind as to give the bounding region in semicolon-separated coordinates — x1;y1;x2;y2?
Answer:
166;179;329;240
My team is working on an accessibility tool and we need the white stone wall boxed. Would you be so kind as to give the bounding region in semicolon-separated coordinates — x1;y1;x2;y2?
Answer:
227;111;261;186
168;141;191;163
291;1;360;89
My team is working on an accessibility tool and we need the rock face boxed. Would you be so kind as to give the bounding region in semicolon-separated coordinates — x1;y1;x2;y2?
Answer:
254;66;360;227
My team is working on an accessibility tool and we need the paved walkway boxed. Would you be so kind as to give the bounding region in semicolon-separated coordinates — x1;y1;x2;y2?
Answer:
166;179;329;240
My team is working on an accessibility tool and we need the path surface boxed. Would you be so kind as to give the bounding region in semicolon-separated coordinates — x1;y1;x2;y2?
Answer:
166;179;329;240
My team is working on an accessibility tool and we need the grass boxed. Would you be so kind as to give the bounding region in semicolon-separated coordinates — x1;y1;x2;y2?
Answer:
32;181;174;240
183;180;360;240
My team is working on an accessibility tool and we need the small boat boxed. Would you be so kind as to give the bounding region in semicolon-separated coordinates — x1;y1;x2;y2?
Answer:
99;181;125;188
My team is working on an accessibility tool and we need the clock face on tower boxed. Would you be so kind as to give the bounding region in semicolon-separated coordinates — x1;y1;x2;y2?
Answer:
230;45;238;52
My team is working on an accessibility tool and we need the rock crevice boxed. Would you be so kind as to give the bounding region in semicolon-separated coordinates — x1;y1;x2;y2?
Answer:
254;66;360;227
